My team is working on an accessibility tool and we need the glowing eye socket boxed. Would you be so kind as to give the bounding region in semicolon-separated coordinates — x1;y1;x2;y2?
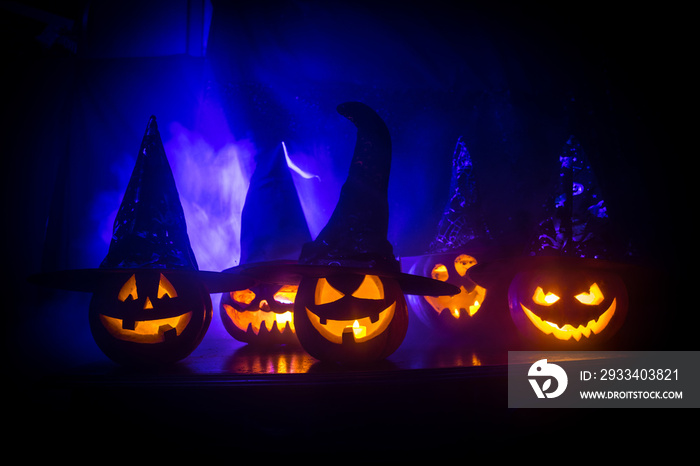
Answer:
454;254;477;277
232;289;256;305
315;278;345;305
532;286;560;305
431;264;449;282
575;283;605;305
351;275;384;300
118;274;138;301
157;274;178;299
273;285;298;304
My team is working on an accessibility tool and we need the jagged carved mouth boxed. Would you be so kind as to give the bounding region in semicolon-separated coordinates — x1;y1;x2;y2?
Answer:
99;312;193;343
520;299;616;341
223;304;295;335
305;303;396;344
425;285;486;319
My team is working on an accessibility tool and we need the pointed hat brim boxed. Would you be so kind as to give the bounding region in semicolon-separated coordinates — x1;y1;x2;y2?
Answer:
231;102;458;297
232;260;460;297
28;267;257;294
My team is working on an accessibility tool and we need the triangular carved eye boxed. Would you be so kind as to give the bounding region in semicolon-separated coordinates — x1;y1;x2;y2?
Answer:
431;264;449;282
575;283;604;305
454;254;477;277
157;273;178;299
532;286;559;305
315;278;345;305
351;275;384;300
274;285;298;304
118;274;138;301
232;289;255;305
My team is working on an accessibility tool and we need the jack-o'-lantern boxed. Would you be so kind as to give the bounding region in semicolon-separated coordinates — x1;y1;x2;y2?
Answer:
220;282;298;346
242;102;458;363
89;271;213;365
218;140;311;346
407;253;487;331
293;273;408;363
405;137;495;335
500;137;633;347
508;264;628;345
28;116;255;366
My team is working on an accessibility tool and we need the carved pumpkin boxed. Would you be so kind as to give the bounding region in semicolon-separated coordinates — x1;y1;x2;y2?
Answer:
240;102;456;363
88;271;212;365
220;282;299;346
501;138;633;347
507;264;628;346
218;140;311;347
406;252;488;333
28;116;257;366
293;273;408;364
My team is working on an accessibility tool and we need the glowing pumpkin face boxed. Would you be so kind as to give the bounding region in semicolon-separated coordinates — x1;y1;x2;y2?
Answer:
220;282;299;346
88;271;212;365
508;266;628;345
406;252;488;334
293;273;408;363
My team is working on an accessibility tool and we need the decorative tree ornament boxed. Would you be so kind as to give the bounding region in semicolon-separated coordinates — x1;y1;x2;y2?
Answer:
219;141;311;346
504;136;630;347
30;116;255;365
243;102;459;364
404;137;494;335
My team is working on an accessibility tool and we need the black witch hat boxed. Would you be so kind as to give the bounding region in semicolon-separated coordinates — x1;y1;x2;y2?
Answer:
30;116;255;293
474;136;631;280
529;136;614;260
242;102;458;297
236;141;312;267
426;136;493;255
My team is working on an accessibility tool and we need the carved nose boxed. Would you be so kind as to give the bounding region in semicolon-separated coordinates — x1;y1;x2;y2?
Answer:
143;297;154;310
